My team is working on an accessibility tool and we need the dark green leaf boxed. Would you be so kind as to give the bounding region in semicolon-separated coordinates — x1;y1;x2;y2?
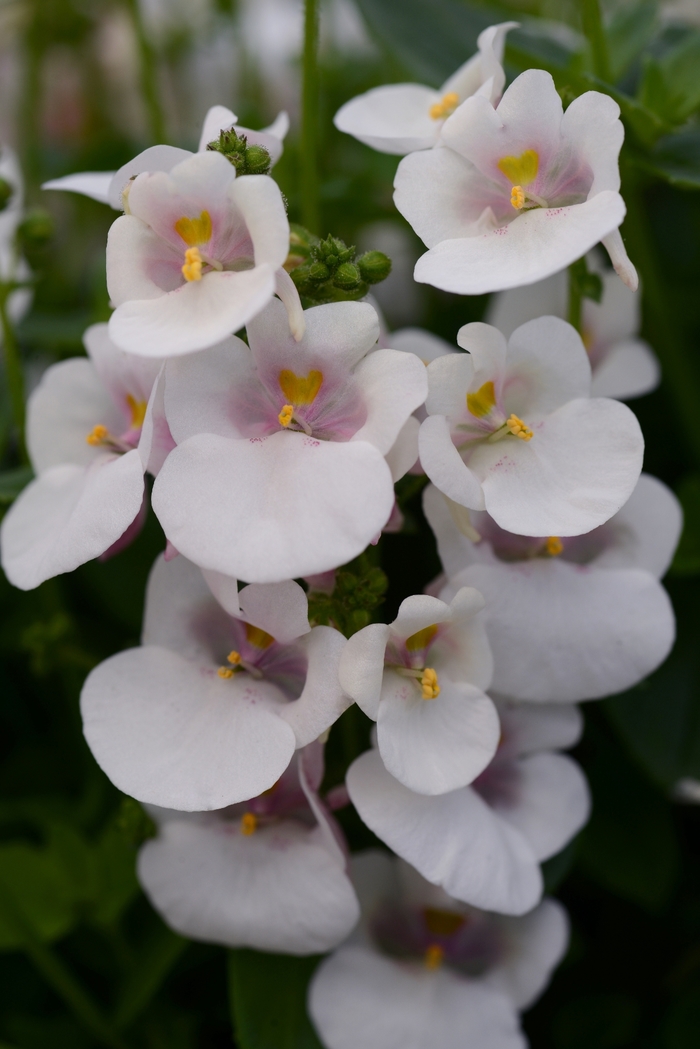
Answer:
606;0;658;82
671;474;700;574
0;466;33;505
638;31;700;126
0;841;78;948
112;923;187;1030
227;949;324;1049
637;129;700;189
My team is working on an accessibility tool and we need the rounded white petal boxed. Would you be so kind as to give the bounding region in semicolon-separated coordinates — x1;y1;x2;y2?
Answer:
334;84;441;155
486;270;567;337
560;90;622;196
201;568;240;617
108;145;193;209
459;561;675;702
485;898;569;1010
351;348;428;455
498;700;584;755
504;316;591;418
422;483;485;577
392;593;453;638
414;192;627;295
197;105;238;150
385;416;420;482
229;174;289;270
391;327;456;363
596;473;682;578
0;455;144;590
42;172;114;204
425;352;474;419
247;298;380;372
142;553;224;658
106;215;173;306
152;431;395;583
310;945;526;1049
590;339;660;400
80;646;296;810
394;147;489;248
163;335;252;443
238;579;310;642
280;626;351;746
138;818;359;954
338;623;391;719
419;415;486;511
83;322;162;408
346;750;543;914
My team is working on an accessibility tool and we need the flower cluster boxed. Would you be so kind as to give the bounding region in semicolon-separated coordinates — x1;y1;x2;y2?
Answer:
0;22;681;1049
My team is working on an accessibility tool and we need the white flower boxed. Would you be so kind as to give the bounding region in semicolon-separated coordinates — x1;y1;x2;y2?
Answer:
80;553;350;810
338;588;498;794
346;701;590;915
151;299;428;583
487;257;659;400
137;743;360;954
106;150;300;357
334;22;516;156
424;472;679;703
41;105;289;208
309;850;569;1049
0;144;33;331
394;70;638;295
0;324;165;590
418;316;644;537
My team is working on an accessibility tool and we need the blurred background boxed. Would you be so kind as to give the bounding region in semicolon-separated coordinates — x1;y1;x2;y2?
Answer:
3;0;700;1046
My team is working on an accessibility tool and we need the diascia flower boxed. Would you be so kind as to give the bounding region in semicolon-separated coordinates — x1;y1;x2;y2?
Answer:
138;743;360;955
42;105;289;208
80;554;350;810
334;22;516;156
394;70;637;295
418;316;644;537
338;588;499;795
0;324;167;590
487;257;659;401
152;299;428;583
424;473;679;703
106;149;301;358
309;851;568;1049
346;701;589;915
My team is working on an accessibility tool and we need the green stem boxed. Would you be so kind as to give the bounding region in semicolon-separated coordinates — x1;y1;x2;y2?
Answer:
301;0;321;233
581;0;612;82
567;261;584;334
0;286;28;463
124;0;167;143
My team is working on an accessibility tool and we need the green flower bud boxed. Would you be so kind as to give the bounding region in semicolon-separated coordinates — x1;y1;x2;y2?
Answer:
324;253;338;269
334;261;362;290
357;250;392;285
245;144;272;176
0;177;14;213
17;208;54;250
307;260;331;282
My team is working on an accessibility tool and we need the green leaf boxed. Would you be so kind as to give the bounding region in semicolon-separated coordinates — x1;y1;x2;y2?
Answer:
227;949;324;1049
0;841;78;948
671;475;700;574
112;923;187;1030
606;0;658;82
636;130;700;189
638;31;700;126
0;466;33;505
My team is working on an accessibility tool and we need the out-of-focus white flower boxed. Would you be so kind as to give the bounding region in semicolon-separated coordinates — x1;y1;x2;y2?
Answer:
346;701;589;915
138;742;360;954
487;258;659;400
81;553;350;811
309;850;569;1049
394;70;637;295
0;324;167;590
152;299;427;582
0;144;33;330
418;316;644;537
334;23;517;156
105;151;300;357
425;472;679;703
338;588;498;795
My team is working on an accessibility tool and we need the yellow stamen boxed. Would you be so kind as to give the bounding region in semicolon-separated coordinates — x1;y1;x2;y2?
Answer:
506;413;533;441
279;369;323;406
545;536;564;557
86;424;109;446
182;246;203;282
424;944;444;970
467;380;497;418
126;395;147;429
245;623;275;649
510;185;526;210
429;92;459;121
497;149;539;187
278;404;294;427
240;812;257;836
174;210;212;247
227;650;242;665
405;624;438;652
217;666;235;679
421;667;440;700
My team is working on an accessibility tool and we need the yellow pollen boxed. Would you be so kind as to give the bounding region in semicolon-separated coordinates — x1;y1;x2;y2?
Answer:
405;624;438;652
227;650;242;665
424;944;444;970
217;666;235;679
545;536;564;557
86;424;109;446
245;623;275;649
467;380;497;418
421;667;440;700
429;92;459;120
510;185;526;210
126;395;147;429
182;246;203;282
240;812;258;836
506;413;533;441
497;149;539;187
174;210;212;247
279;369;323;406
278;404;294;427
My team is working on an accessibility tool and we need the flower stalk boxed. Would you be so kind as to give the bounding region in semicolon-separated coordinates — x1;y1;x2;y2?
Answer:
0;283;27;462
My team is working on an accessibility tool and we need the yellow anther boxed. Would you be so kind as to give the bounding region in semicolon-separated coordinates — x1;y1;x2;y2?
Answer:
217;666;235;679
86;424;109;446
227;650;242;665
174;210;212;247
279;369;323;406
405;624;438;652
182;246;203;282
545;536;564;557
278;404;294;427
467;380;497;418
497;149;539;187
429;92;459;121
424;944;444;970
510;185;526;210
240;812;258;836
506;413;533;441
245;623;275;649
126;395;147;429
421;667;440;700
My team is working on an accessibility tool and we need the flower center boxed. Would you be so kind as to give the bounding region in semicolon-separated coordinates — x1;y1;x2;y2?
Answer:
466;380;496;419
486;413;534;443
175;210;212;247
497;150;550;210
85;401;146;453
420;667;440;700
544;536;563;556
429;91;460;121
405;624;439;652
424;944;444;970
240;812;258;836
277;369;324;435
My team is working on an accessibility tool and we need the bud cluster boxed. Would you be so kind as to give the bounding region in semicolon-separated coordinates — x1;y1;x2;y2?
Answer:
288;227;392;305
206;127;272;176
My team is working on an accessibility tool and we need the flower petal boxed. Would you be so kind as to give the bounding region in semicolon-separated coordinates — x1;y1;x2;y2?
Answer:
351;348;428;455
108;145;193;209
163;335;253;443
590;338;659;400
247;298;380;373
334;84;441;155
42;172;114;204
595;473;682;579
197;105;239;150
484;898;569;1010
419;415;486;511
238;579;310;643
338;624;392;719
281;626;351;746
